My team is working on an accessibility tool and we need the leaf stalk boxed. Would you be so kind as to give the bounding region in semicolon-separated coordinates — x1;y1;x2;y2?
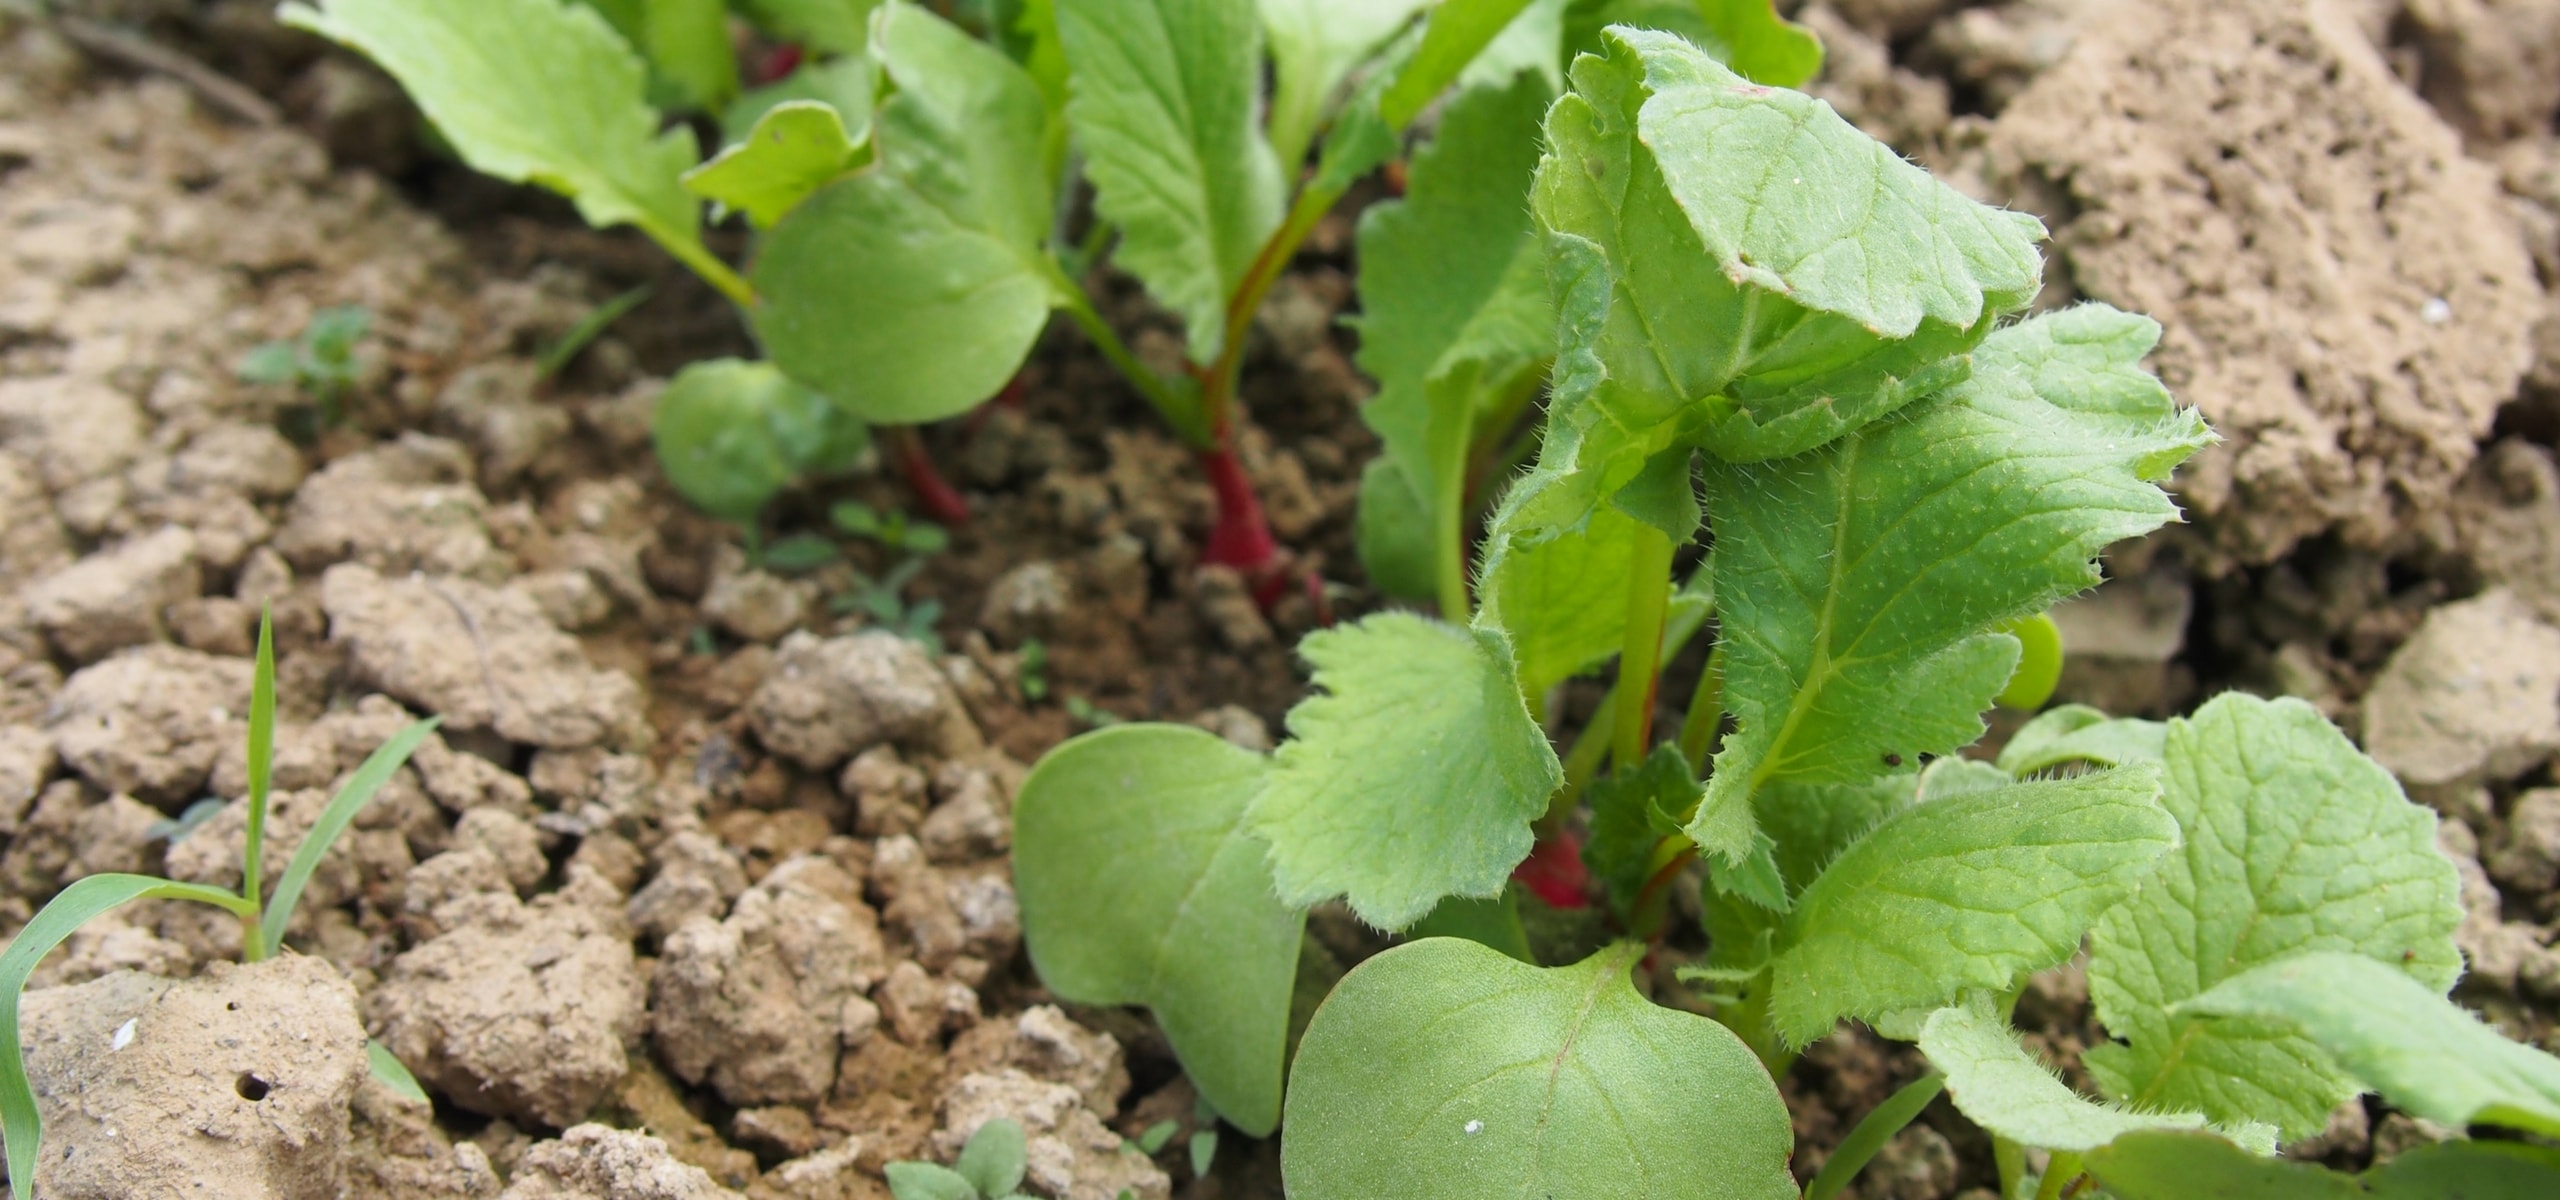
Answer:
1612;523;1676;768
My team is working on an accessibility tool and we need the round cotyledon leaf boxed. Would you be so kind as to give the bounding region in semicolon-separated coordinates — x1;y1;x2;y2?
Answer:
1283;938;1796;1200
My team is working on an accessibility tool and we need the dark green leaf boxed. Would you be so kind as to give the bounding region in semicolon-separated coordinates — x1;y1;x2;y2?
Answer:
760;533;841;573
1580;743;1692;913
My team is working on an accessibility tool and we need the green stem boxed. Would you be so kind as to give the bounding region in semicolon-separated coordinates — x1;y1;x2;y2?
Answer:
1626;836;1697;943
1675;642;1727;767
1994;1137;2027;1200
2032;1151;2083;1200
649;227;758;309
1720;972;1795;1079
1542;689;1618;834
1203;183;1341;435
1049;266;1210;446
1432;414;1473;625
1612;523;1676;768
1804;1073;1948;1200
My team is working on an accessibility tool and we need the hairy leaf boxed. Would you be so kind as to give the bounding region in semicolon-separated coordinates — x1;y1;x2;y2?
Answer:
1013;725;1304;1135
1057;0;1282;363
684;101;866;227
1282;940;1795;1200
1998;703;2167;776
1565;1;1822;89
1920;1000;2207;1152
1380;0;1537;129
1249;614;1561;929
2086;693;2465;1140
1766;768;2176;1045
1527;25;2041;497
1581;744;1693;913
732;0;883;55
282;0;703;253
1482;504;1653;696
2087;1131;2560;1200
1261;0;1429;168
1354;457;1438;601
2180;951;2560;1139
754;4;1060;424
1698;774;1913;976
1689;306;2209;866
1354;74;1553;605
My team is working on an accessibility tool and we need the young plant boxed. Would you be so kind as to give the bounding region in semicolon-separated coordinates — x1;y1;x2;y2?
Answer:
1011;22;2556;1200
0;612;439;1200
279;0;1572;591
238;303;370;432
886;1117;1031;1200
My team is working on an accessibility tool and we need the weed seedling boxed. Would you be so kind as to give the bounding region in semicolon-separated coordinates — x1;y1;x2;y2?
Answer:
830;500;950;557
1016;638;1050;704
827;558;943;652
238;304;369;434
886;1117;1030;1200
0;611;438;1199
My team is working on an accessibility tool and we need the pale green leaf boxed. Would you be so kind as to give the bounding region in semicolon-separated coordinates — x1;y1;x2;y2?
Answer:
651;358;864;519
2180;951;2560;1139
1057;0;1282;364
1696;0;1824;88
1997;703;2167;776
1248;613;1561;929
754;4;1060;424
1355;74;1553;609
368;1040;431;1105
2087;1131;2560;1200
1260;0;1429;168
732;0;883;55
1528;26;2042;473
885;1161;978;1200
957;1117;1029;1198
1919;1000;2206;1152
684;101;866;227
1996;611;2064;709
1354;457;1438;602
722;55;877;146
638;0;739;111
2085;693;2465;1140
1013;726;1304;1136
1482;504;1652;698
1688;306;2208;866
1766;768;2176;1045
1282;940;1795;1200
1458;0;1565;92
282;0;702;251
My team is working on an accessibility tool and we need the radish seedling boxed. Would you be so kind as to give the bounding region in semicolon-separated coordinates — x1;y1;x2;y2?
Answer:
0;612;438;1200
238;304;370;436
1012;23;2551;1200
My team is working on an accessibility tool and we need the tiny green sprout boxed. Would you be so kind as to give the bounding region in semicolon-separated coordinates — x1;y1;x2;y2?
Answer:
1128;1118;1178;1156
0;609;439;1200
1187;1127;1218;1178
828;559;944;653
534;283;652;378
238;304;370;431
1063;696;1121;729
886;1118;1031;1200
757;531;842;575
831;500;951;556
1017;639;1051;704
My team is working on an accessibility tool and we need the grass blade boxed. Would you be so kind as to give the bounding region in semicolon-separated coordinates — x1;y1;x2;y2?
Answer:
240;610;277;948
367;1039;430;1105
1804;1072;1946;1200
256;717;440;959
536;283;653;378
1;874;254;1200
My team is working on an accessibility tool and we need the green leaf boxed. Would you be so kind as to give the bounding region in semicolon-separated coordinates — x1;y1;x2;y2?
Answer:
259;716;440;957
1013;726;1304;1136
1766;768;2175;1045
1260;0;1429;168
1406;889;1534;963
1056;0;1282;364
1689;306;2209;868
1282;940;1795;1200
957;1117;1029;1198
368;1039;432;1105
651;359;850;520
1996;703;2167;776
2178;951;2560;1139
1379;0;1536;129
237;342;301;385
684;101;867;228
281;0;705;260
1996;611;2064;710
1;874;257;1200
1804;1072;1945;1200
885;1161;980;1200
760;533;841;573
1353;74;1553;612
1248;614;1561;929
1919;1000;2207;1152
754;4;1059;424
2085;693;2465;1140
722;55;878;146
1697;774;1913;976
2087;1131;2560;1200
638;0;739;111
1187;1129;1218;1178
1528;27;2041;476
731;0;883;55
1695;0;1824;88
1581;744;1692;913
1481;505;1653;698
1353;457;1438;602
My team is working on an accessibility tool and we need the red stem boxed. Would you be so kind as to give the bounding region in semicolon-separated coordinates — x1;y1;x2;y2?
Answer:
894;427;971;527
1198;444;1287;604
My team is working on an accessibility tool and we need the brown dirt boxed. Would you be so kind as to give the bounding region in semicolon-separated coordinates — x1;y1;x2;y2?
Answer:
0;3;2556;1200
